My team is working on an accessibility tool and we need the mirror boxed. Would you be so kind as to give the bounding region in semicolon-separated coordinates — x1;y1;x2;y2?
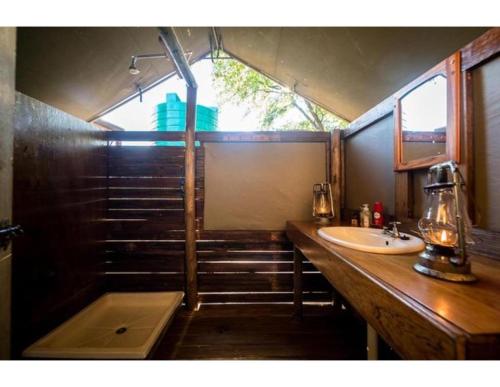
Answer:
401;75;447;163
394;52;460;171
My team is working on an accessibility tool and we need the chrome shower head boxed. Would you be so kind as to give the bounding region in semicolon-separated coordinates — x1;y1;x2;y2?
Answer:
127;53;170;75
128;57;140;75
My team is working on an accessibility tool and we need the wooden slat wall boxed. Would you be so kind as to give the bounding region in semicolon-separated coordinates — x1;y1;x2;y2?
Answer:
12;93;108;356
103;131;333;304
103;145;204;292
197;230;331;304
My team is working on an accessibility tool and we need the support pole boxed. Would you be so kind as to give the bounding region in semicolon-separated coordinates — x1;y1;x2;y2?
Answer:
158;27;198;310
293;248;304;319
367;323;379;360
184;86;198;310
330;129;342;225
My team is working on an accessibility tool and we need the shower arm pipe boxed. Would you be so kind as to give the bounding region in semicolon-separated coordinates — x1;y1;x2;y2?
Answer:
158;27;198;311
131;53;168;63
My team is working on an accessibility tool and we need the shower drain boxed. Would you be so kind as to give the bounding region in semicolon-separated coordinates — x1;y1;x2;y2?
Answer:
115;326;127;335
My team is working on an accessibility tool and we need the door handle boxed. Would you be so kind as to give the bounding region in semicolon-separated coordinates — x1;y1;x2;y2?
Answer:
0;221;23;250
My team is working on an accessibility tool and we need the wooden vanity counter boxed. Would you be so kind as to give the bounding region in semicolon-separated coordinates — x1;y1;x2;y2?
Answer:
286;221;500;360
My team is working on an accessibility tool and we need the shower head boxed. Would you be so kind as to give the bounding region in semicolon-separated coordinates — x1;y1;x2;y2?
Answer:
128;53;169;76
128;57;140;75
129;65;140;75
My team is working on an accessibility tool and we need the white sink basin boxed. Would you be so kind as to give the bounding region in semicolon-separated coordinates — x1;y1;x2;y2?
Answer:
317;226;425;254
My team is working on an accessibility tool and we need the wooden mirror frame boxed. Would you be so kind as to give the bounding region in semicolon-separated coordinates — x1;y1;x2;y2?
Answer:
394;52;461;171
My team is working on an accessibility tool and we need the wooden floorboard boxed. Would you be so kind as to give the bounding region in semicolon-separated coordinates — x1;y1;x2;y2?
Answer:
153;304;366;360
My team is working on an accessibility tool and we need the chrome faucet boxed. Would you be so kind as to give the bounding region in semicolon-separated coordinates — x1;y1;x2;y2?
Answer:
383;221;408;239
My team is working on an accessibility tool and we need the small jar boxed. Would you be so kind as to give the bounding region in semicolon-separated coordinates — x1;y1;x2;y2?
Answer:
351;212;359;227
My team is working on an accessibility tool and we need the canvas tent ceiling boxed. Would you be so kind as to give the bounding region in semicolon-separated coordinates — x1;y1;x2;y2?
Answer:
16;27;489;122
220;27;488;121
16;27;211;121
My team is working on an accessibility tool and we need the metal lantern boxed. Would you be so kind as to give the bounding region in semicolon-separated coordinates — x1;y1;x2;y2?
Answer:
414;161;476;282
313;183;335;224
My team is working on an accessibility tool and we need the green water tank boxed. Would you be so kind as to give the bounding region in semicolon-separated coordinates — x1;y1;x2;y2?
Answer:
153;93;218;132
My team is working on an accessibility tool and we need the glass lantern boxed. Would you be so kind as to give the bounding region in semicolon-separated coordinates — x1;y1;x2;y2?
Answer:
414;161;476;282
313;183;334;225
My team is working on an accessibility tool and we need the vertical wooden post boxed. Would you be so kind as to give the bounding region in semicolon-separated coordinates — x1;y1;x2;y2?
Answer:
395;171;412;221
158;27;199;311
293;248;303;319
463;70;476;224
185;86;198;310
367;323;379;360
331;287;343;313
331;129;342;225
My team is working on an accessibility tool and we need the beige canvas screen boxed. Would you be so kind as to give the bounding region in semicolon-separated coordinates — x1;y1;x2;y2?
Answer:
204;142;327;230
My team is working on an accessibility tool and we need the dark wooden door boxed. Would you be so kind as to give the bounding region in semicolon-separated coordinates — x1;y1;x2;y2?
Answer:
0;27;16;359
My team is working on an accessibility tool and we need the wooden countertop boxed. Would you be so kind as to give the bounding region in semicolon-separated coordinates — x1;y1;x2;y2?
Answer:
286;221;500;359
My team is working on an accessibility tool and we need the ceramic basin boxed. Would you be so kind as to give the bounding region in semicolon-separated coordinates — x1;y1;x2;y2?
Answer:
317;226;425;254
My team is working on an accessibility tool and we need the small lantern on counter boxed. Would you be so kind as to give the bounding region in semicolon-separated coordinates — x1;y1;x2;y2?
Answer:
313;183;335;225
414;161;476;282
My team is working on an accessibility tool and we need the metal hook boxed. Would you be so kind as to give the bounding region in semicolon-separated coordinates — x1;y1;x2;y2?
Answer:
136;84;143;103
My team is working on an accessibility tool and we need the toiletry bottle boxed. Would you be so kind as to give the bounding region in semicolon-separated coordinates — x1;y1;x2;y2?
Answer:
351;212;359;227
360;204;371;228
373;201;384;228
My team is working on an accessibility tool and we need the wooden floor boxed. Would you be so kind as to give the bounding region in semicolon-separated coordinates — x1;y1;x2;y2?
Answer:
152;303;367;360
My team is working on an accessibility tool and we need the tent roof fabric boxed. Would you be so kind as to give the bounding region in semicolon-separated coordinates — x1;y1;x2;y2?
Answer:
16;27;211;121
16;27;489;122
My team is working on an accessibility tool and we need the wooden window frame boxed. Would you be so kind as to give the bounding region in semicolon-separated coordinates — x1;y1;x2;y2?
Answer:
394;52;461;171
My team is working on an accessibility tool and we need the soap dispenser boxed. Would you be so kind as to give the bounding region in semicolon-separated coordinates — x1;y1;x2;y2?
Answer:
360;204;371;228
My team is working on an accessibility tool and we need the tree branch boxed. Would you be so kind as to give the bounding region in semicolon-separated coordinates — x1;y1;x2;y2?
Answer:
292;100;319;130
304;99;326;131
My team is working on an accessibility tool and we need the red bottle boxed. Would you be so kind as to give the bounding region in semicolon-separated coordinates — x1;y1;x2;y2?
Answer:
373;202;384;228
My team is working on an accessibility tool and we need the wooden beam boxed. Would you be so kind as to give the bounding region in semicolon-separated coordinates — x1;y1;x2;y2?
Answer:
184;86;198;310
463;70;476;224
196;131;330;143
104;131;331;143
340;137;346;211
158;27;199;310
105;131;185;142
461;27;500;71
331;129;342;225
367;324;379;360
343;96;394;139
158;28;197;88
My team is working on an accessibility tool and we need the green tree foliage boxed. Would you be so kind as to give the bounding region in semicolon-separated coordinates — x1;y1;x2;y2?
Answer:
212;57;348;131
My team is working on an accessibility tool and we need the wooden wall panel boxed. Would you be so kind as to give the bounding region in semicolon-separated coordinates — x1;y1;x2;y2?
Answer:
0;27;16;360
11;93;107;357
473;56;500;232
104;145;204;292
412;169;428;219
103;133;332;304
197;230;331;304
